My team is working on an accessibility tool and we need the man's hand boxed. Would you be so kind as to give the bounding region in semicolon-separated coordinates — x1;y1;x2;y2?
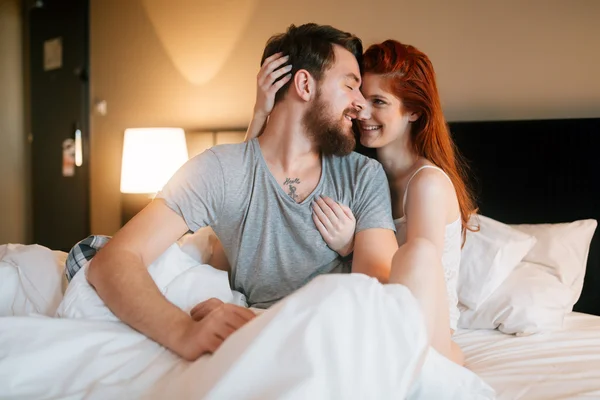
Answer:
190;298;225;321
175;299;256;361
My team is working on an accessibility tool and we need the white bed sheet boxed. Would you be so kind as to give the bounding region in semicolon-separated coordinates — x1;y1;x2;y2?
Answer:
0;274;494;399
455;312;600;399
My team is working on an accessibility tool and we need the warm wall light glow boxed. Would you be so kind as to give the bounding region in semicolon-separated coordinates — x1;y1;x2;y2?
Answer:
141;0;258;85
120;128;188;194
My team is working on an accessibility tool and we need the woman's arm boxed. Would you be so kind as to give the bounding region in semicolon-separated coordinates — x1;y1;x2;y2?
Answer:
209;54;293;269
245;52;292;141
403;169;455;256
402;167;464;365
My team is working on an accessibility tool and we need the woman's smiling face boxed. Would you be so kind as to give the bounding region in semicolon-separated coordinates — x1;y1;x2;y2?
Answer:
356;72;418;149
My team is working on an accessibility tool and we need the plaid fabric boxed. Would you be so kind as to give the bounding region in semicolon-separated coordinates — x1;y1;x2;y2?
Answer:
65;235;112;281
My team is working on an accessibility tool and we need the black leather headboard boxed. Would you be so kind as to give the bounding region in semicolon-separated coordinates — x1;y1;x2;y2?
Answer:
448;118;600;316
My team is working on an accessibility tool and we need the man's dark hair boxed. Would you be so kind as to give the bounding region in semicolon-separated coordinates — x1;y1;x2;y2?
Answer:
261;23;363;104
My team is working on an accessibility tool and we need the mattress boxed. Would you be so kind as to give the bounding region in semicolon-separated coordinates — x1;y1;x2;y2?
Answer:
455;312;600;399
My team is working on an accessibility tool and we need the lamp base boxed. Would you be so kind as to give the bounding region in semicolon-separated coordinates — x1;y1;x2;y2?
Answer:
121;193;154;226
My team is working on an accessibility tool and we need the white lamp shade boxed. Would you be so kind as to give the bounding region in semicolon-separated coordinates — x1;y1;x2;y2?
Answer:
120;128;188;193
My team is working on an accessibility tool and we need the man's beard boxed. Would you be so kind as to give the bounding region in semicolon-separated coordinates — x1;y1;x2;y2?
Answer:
302;92;357;157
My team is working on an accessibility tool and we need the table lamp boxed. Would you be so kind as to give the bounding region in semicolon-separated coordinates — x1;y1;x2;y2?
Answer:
120;127;188;225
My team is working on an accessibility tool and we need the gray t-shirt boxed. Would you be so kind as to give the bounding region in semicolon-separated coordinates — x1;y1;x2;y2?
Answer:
157;138;394;308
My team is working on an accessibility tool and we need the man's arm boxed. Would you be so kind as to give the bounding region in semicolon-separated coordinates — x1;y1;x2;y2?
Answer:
86;199;254;360
351;228;398;283
350;161;398;282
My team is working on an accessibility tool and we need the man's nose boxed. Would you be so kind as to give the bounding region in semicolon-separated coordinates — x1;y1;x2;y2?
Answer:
353;91;370;119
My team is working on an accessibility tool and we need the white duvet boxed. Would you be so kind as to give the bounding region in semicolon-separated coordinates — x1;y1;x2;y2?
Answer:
0;243;494;399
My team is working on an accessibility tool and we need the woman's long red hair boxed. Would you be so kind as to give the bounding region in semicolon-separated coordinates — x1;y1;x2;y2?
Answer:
362;40;478;239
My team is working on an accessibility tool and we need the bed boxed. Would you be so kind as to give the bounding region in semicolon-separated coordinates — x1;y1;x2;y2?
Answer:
455;312;600;399
448;117;600;399
1;118;599;399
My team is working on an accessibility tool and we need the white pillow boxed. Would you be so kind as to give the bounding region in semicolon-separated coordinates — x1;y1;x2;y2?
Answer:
0;262;19;316
0;244;65;317
510;219;597;309
56;242;237;320
459;214;537;311
458;261;572;334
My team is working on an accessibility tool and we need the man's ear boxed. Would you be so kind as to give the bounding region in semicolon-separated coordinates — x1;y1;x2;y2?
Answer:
293;69;316;102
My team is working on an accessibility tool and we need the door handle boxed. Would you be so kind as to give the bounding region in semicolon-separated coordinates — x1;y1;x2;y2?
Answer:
75;128;82;167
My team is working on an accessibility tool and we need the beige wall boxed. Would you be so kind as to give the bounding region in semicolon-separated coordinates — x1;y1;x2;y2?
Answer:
0;0;29;244
90;0;600;235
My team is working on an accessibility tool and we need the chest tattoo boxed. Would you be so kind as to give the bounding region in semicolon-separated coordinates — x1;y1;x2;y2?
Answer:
283;177;301;201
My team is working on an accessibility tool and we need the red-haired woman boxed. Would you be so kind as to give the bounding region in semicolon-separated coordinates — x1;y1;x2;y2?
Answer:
247;40;478;366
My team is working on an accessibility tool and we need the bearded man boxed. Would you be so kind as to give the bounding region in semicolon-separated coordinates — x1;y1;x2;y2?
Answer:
84;23;398;361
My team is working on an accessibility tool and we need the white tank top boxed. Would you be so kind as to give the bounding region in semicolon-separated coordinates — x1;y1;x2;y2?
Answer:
394;165;462;331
